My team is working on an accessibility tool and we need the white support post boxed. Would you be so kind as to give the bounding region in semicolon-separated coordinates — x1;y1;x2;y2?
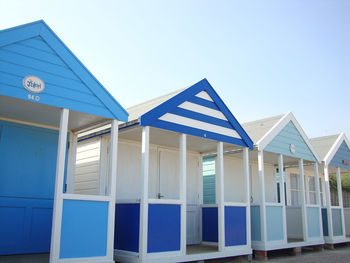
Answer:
299;159;308;241
336;167;346;237
258;150;267;243
324;166;334;238
50;108;69;263
179;134;187;255
139;126;150;257
278;154;287;243
66;132;77;194
106;120;118;260
243;148;251;248
217;141;225;251
314;162;324;237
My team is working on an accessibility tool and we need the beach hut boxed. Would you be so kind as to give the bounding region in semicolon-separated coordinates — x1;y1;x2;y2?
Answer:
78;79;254;262
204;112;324;259
0;21;128;263
311;133;350;246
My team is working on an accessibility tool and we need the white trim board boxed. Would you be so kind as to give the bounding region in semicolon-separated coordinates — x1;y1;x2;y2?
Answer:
256;112;321;163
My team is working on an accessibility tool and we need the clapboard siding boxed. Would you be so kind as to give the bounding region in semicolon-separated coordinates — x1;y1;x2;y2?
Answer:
203;157;216;204
265;121;316;161
74;139;101;195
330;141;350;169
0;35;116;119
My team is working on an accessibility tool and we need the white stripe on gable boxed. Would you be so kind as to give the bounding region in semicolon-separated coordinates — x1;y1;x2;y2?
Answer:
178;101;227;121
159;113;241;139
195;91;213;102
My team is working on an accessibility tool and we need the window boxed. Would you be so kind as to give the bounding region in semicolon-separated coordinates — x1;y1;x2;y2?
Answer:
319;178;324;207
308;176;317;205
290;173;300;205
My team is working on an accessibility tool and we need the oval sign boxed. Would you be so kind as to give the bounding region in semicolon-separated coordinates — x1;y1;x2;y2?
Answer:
23;75;45;93
290;144;296;154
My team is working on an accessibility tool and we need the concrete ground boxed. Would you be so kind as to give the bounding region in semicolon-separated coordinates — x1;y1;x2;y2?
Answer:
1;245;350;263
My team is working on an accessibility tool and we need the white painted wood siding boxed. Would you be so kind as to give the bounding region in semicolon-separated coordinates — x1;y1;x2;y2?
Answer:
74;138;101;195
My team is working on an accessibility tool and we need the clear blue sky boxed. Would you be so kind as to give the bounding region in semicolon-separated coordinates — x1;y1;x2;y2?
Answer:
1;0;349;138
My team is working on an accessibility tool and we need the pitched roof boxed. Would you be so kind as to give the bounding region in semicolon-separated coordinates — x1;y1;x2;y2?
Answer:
126;79;254;148
0;20;128;121
242;114;284;143
310;134;339;161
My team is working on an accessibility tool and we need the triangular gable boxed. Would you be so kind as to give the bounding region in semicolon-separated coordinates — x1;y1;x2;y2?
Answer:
258;112;321;162
140;79;254;148
0;20;128;121
325;133;350;168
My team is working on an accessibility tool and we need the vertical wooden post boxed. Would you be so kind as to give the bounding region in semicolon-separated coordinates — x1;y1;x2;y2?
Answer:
217;141;225;251
106;120;118;260
324;166;334;239
243;148;251;248
299;159;308;241
278;154;287;243
139;126;150;257
258;150;267;243
179;134;187;255
66;132;77;194
50;108;69;263
314;162;324;237
336;167;346;237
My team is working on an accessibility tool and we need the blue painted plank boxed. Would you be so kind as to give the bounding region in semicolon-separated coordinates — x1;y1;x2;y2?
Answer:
60;200;109;258
171;107;232;129
115;203;140;252
152;119;249;147
0;121;58;255
202;207;218;242
0;72;104;107
330;141;350;170
322;208;329;236
265;121;316;161
187;96;219;110
307;207;321;238
251;205;261;241
0;49;79;80
225;206;247;246
18;37;56;54
147;204;181;253
3;43;67;66
266;206;284;241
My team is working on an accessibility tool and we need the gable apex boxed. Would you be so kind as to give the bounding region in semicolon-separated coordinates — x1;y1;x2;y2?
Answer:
0;20;128;121
140;79;254;148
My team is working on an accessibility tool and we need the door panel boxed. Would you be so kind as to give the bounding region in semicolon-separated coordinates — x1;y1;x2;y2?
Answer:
158;148;179;199
0;121;58;255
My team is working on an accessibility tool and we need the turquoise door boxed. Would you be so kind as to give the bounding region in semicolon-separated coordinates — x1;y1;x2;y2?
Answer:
0;121;58;255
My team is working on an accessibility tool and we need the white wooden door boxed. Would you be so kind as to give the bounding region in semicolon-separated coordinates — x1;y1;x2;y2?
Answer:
158;148;180;199
186;154;200;245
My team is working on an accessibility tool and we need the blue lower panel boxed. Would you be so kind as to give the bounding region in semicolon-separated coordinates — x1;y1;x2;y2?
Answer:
307;207;321;238
225;206;247;246
332;208;343;236
266;206;283;241
60;200;109;259
250;206;261;241
147;204;180;253
115;203;140;252
322;208;328;236
0;197;53;255
202;207;218;242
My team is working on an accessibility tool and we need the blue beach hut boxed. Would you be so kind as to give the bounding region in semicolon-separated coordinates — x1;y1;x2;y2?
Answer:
204;112;324;259
311;133;350;246
0;21;128;263
78;79;254;262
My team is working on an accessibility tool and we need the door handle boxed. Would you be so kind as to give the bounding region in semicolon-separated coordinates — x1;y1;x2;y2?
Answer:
157;193;164;199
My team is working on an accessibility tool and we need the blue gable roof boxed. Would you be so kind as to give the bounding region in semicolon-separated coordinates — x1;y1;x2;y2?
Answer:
140;79;253;148
0;20;128;121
